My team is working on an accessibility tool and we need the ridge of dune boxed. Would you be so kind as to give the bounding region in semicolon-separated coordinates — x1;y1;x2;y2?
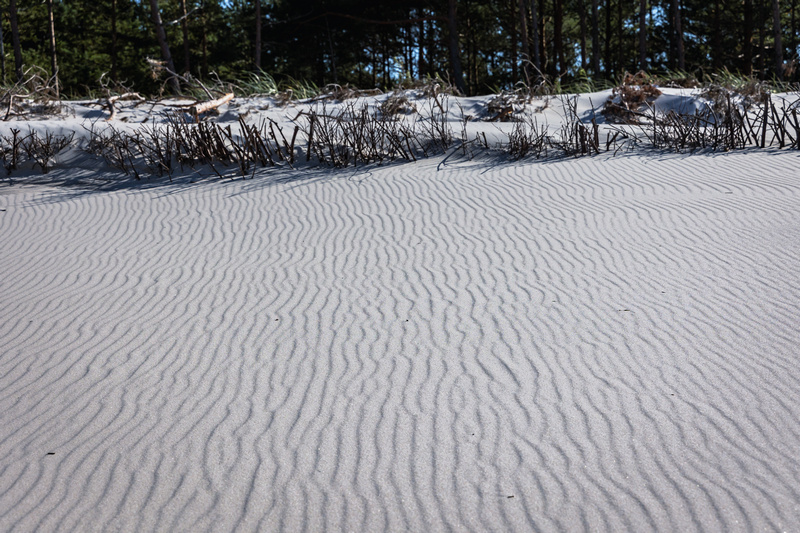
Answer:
1;145;800;530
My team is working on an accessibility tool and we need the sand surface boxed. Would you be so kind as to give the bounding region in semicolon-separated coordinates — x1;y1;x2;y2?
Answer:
2;91;800;531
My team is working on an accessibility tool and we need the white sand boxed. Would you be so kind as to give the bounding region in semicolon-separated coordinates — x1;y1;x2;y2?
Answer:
1;92;800;531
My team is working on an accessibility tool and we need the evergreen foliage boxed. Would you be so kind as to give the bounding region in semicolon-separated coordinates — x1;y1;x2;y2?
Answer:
1;0;798;96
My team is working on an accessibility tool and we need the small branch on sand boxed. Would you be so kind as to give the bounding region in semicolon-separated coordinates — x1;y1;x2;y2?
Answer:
4;94;20;121
104;92;145;121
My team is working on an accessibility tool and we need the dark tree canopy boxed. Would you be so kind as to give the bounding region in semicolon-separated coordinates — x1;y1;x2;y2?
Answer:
2;0;799;96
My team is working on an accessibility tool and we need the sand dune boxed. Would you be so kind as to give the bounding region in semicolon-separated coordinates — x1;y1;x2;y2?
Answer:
2;91;800;531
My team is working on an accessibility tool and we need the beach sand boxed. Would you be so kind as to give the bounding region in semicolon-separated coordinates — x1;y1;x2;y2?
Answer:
1;91;800;531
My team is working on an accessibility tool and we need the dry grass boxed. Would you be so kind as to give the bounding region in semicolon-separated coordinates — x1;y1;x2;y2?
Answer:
486;90;531;122
505;115;548;159
379;92;417;116
396;76;461;98
310;84;382;102
603;71;663;124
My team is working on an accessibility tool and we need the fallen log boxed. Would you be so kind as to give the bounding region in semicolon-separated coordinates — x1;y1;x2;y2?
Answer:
190;92;234;121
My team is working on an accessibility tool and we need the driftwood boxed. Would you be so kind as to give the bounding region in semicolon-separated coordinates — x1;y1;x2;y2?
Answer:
1;67;61;121
190;92;234;121
4;94;20;121
104;92;145;121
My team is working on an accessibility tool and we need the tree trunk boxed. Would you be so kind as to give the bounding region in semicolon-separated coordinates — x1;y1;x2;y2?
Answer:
554;0;564;75
418;9;426;78
676;2;685;71
179;0;190;73
254;0;262;70
372;36;378;87
405;10;413;78
712;1;722;70
604;0;611;76
517;0;531;81
382;35;389;87
670;0;685;71
9;0;22;82
530;0;541;74
0;14;5;83
638;0;646;71
757;2;765;76
465;0;473;93
324;15;337;83
111;0;118;80
743;0;753;75
201;4;209;77
578;0;587;69
773;0;783;79
447;0;467;94
591;0;600;74
426;16;434;79
616;0;623;74
509;0;518;83
792;0;797;73
149;0;181;93
47;0;59;98
791;0;796;78
538;0;547;75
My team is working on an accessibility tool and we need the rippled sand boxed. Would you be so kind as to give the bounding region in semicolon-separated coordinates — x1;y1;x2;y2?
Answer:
2;147;800;531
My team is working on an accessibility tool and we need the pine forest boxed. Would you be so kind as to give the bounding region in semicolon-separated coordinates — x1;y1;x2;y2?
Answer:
2;0;799;96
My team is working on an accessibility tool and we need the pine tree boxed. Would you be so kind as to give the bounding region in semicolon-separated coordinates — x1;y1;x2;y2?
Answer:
179;0;190;73
591;0;600;74
773;0;783;78
447;0;467;94
149;0;180;93
638;0;646;71
47;0;59;97
672;0;685;71
9;0;22;81
254;0;262;70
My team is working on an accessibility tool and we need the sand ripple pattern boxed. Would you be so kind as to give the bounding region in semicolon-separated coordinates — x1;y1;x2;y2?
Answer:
2;152;800;531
